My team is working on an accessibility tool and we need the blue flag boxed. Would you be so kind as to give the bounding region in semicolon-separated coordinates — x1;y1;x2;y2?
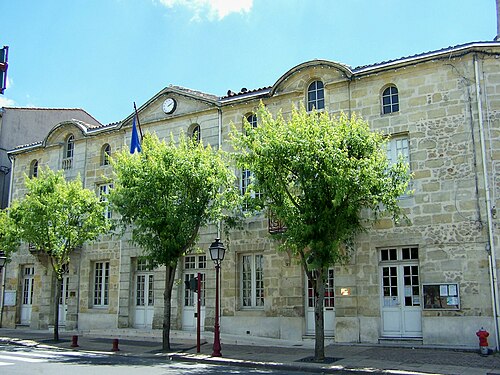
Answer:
130;115;142;154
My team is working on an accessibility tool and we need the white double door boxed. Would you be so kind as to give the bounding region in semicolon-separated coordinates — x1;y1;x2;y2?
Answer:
182;272;206;331
20;266;34;325
380;263;422;337
133;272;154;329
58;275;69;325
305;269;335;336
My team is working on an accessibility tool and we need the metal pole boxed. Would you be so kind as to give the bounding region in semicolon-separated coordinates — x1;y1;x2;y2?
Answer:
212;264;222;357
197;272;201;353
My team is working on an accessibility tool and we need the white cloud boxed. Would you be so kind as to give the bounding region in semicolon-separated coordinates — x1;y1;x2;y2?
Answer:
158;0;253;21
0;96;15;107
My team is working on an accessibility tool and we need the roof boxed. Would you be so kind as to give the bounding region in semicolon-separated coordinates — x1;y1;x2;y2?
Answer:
220;40;500;100
1;107;103;126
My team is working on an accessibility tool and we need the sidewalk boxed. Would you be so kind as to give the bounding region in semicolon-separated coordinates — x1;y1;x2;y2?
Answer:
0;327;499;375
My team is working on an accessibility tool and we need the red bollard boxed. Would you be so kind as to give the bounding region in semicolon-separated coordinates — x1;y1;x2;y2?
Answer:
112;338;120;352
70;335;79;348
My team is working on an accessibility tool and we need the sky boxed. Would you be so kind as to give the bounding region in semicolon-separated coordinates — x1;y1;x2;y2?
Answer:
0;0;497;125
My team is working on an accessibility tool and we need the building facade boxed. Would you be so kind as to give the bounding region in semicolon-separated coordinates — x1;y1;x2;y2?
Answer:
0;107;102;209
1;41;499;350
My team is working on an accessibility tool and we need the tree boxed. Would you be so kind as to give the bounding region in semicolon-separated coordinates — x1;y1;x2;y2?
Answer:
109;133;238;351
7;168;109;340
231;104;411;361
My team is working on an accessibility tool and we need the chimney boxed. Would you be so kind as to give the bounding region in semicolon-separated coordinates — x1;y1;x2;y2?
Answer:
496;0;500;40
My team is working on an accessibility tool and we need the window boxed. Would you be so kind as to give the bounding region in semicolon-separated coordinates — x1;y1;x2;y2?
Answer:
190;124;201;142
246;114;257;129
380;246;419;307
382;85;399;114
387;135;410;194
240;169;261;201
93;261;110;306
62;134;74;170
98;183;113;219
307;80;324;111
29;160;38;178
101;144;111;166
387;135;409;167
307;268;334;308
241;253;264;308
184;255;206;307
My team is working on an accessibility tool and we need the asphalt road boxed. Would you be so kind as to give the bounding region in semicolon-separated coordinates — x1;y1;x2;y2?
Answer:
0;344;345;375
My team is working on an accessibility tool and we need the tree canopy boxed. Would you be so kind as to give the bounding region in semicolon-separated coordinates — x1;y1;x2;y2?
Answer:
109;133;238;349
231;103;411;360
5;167;110;340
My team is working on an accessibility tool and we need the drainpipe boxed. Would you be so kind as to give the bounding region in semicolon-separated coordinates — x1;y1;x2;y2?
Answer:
217;108;222;239
474;54;500;351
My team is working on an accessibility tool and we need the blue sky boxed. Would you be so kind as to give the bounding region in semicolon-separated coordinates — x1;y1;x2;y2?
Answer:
0;0;497;124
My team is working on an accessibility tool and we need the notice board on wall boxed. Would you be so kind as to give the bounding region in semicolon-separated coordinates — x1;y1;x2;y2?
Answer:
422;283;460;310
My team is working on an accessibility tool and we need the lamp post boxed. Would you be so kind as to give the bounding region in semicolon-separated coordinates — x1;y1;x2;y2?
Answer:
209;238;225;357
0;251;7;328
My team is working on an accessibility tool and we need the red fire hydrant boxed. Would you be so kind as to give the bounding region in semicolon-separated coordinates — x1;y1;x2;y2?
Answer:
476;328;489;356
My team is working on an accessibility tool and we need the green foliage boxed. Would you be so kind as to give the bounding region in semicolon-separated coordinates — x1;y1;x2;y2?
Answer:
109;133;238;267
231;103;411;272
0;208;20;258
9;168;110;279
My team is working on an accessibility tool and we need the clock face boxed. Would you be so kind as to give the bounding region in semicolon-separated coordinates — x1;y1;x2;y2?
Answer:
162;98;176;114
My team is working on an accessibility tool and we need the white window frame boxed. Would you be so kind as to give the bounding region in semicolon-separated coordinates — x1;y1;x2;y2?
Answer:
307;80;325;111
382;85;399;114
62;134;74;170
240;253;264;309
93;261;110;307
29;159;38;178
98;183;113;219
387;135;411;195
240;169;261;199
101;144;111;166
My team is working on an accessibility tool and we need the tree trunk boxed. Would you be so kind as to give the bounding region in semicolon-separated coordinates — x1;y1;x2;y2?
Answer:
53;274;61;341
313;268;326;361
162;263;177;351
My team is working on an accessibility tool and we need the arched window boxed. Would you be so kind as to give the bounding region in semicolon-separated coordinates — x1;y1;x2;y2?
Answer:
246;114;257;128
62;134;74;170
101;144;111;166
29;159;38;178
382;85;399;114
307;80;325;111
190;124;201;142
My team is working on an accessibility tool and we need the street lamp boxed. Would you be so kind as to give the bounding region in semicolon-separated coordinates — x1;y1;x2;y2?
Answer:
0;251;6;328
209;238;225;357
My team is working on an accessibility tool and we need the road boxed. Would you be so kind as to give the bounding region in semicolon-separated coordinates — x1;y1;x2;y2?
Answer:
0;343;329;375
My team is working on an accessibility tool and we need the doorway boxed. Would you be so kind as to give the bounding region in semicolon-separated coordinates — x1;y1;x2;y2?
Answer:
182;255;206;331
305;268;335;336
380;246;422;337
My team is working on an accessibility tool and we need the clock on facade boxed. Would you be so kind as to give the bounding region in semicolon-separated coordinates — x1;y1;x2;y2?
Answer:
162;98;177;114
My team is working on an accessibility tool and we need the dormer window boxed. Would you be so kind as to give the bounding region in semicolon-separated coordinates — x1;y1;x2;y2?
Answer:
307;80;324;111
62;135;74;170
101;144;111;166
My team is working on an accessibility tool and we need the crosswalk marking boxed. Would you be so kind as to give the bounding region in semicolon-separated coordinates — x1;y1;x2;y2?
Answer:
0;353;47;362
0;347;108;367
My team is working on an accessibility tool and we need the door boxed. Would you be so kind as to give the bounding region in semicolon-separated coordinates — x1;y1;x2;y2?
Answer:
133;259;154;329
20;266;34;325
58;274;69;325
305;268;335;336
380;246;422;337
182;255;206;331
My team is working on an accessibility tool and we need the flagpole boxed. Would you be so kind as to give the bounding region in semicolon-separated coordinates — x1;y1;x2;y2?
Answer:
133;102;144;140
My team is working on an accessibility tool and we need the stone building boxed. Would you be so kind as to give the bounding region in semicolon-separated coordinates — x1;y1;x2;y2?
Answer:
1;41;499;350
0;107;102;209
